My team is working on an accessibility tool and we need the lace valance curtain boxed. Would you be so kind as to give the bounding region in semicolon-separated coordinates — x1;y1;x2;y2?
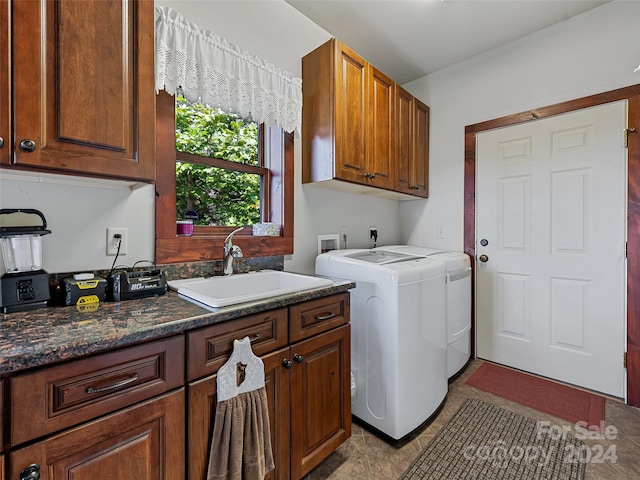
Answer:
155;6;302;135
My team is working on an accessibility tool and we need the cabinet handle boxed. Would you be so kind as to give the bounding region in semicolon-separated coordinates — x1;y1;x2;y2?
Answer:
20;464;40;480
86;373;139;394
238;333;260;343
293;353;304;363
316;312;336;321
282;359;292;369
19;139;37;152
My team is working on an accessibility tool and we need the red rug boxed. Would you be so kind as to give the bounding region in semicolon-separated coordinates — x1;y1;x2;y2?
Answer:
465;362;606;430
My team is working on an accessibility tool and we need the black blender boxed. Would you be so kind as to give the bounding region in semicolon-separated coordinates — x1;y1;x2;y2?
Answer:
0;209;51;313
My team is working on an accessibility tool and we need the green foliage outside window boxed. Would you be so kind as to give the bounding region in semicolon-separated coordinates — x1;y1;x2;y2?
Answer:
175;94;261;226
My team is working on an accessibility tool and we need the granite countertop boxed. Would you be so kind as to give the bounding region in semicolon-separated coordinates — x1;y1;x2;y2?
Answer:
0;280;354;376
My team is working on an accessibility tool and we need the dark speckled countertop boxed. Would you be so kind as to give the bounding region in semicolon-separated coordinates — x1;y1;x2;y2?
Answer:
0;280;354;376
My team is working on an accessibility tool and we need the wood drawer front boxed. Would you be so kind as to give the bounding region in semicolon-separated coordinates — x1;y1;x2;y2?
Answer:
10;335;184;447
289;293;350;343
188;308;288;381
0;380;3;454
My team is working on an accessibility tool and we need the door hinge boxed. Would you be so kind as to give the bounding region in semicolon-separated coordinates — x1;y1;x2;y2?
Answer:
624;352;627;369
625;241;628;258
624;127;637;148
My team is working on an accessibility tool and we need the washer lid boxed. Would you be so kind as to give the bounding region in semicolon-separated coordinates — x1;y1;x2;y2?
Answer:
345;250;423;265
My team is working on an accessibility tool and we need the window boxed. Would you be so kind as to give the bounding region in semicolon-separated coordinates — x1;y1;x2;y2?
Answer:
175;94;266;228
155;91;294;264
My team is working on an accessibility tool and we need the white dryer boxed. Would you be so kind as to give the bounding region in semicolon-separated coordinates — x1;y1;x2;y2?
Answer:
378;245;472;378
315;249;447;441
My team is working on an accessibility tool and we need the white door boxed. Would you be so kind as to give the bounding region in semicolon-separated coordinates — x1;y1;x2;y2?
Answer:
476;101;627;397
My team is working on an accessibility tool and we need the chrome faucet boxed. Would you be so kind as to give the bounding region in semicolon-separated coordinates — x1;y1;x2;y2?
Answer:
223;226;244;275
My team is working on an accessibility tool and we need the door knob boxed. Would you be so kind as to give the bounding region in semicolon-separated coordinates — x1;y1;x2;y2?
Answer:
19;139;37;152
479;254;489;263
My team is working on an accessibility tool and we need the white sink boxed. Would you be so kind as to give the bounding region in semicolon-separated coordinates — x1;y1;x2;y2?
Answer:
167;270;333;308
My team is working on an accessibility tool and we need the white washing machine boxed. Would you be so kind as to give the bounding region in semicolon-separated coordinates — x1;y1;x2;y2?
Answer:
315;249;447;441
378;245;471;378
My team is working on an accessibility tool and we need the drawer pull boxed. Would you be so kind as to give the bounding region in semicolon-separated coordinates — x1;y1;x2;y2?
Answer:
249;333;261;343
85;373;139;394
20;464;40;480
316;312;336;321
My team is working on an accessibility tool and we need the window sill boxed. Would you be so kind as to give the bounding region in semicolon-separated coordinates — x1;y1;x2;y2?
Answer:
155;235;293;264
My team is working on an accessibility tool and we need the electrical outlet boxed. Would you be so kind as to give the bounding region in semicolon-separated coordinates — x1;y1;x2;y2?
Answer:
437;225;446;239
369;226;378;240
106;227;128;256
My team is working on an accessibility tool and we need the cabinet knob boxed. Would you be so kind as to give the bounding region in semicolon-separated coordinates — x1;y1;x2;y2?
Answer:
293;353;304;363
19;139;37;152
20;464;41;480
0;136;4;148
282;359;292;369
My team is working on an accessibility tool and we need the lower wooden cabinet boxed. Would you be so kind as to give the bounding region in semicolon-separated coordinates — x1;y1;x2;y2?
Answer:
3;291;351;480
291;324;351;479
188;324;351;480
188;347;291;480
9;389;185;480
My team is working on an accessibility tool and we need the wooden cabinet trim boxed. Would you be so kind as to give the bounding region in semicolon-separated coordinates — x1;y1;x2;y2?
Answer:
10;336;184;447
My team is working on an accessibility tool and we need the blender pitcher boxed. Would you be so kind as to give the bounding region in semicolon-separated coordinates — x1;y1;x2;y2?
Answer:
0;209;51;313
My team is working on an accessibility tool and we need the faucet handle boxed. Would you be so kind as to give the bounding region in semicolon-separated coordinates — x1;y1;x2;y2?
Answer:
224;226;245;244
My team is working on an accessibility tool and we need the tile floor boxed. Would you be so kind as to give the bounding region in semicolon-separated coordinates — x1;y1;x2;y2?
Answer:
306;359;640;480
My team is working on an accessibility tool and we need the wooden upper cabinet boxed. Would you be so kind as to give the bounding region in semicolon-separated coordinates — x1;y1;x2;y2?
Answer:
8;0;155;181
395;86;414;194
412;98;430;197
302;38;427;199
334;41;368;183
368;66;395;189
396;86;429;198
0;0;9;167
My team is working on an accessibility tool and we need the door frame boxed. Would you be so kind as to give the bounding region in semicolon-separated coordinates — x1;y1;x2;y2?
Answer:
464;84;640;406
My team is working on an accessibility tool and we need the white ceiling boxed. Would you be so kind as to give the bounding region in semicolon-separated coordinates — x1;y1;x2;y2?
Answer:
285;0;611;84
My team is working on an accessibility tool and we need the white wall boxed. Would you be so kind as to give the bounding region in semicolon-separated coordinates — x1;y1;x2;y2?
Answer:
3;0;636;275
0;0;402;275
399;0;640;251
157;1;404;275
0;172;156;274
